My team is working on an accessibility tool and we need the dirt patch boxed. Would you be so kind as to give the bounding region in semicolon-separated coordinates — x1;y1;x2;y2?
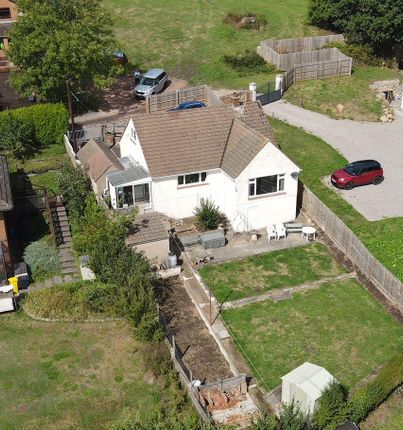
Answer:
157;279;232;384
97;75;188;114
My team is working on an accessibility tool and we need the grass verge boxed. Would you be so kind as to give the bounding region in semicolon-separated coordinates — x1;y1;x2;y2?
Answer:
199;242;346;302
0;313;157;430
222;280;403;391
283;67;401;122
270;117;403;282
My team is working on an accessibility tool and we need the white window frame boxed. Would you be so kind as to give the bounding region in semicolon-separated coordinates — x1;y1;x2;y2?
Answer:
178;171;207;187
249;174;285;197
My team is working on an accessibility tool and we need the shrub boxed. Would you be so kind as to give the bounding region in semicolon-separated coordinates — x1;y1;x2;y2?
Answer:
313;381;348;430
194;198;222;231
0;112;36;159
223;12;268;31
347;350;403;422
323;42;382;67
23;239;60;280
57;162;92;225
12;103;69;147
23;281;120;320
223;50;273;74
0;103;68;149
279;401;313;430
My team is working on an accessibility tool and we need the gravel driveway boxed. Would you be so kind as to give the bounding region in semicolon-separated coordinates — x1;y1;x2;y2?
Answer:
264;100;403;221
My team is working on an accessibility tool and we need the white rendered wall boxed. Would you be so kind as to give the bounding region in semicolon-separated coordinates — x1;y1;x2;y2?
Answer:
233;143;300;232
152;169;237;220
119;119;149;171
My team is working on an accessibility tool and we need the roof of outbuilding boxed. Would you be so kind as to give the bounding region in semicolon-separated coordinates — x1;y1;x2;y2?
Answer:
77;139;122;182
127;212;169;246
0;155;13;211
131;102;274;179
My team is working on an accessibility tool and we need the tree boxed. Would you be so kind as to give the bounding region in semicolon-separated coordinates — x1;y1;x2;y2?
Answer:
8;0;117;101
308;0;403;56
0;112;36;158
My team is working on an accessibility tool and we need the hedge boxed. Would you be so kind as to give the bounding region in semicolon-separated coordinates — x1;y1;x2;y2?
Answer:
0;103;68;147
347;350;403;422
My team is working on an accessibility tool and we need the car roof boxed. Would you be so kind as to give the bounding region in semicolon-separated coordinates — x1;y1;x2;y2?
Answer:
143;68;165;78
178;101;205;107
349;160;381;167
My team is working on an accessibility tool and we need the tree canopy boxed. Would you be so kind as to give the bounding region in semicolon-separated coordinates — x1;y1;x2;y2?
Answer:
308;0;403;56
8;0;117;101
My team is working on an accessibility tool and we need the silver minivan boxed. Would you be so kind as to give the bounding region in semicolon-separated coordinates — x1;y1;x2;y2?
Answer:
134;68;168;98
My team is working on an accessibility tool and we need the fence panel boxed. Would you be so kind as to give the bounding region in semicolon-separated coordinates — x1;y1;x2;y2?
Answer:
300;184;403;311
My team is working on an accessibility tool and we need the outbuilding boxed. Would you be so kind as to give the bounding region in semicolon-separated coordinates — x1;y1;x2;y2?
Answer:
281;362;336;415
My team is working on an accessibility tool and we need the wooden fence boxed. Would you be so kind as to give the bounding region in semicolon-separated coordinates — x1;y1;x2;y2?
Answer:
257;34;352;90
146;84;222;113
301;184;403;312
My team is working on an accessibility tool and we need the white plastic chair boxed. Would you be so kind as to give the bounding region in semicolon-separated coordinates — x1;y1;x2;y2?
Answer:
267;225;277;241
275;223;286;240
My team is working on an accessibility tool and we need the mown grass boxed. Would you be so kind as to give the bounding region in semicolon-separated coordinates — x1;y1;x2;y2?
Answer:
222;280;403;390
199;242;346;302
283;67;402;121
270;117;403;282
105;0;322;89
0;313;157;430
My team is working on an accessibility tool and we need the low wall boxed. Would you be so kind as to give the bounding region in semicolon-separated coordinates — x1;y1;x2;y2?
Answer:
301;184;403;312
63;134;78;165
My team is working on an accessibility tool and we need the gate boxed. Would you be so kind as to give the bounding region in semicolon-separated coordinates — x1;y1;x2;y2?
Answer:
256;81;281;106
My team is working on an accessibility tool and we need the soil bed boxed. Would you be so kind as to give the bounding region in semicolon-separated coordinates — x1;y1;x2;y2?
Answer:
157;278;232;384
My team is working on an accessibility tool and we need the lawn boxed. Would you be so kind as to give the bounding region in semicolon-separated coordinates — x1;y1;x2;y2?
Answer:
270;117;403;282
0;313;158;430
222;280;403;391
105;0;323;89
199;242;347;302
283;66;402;121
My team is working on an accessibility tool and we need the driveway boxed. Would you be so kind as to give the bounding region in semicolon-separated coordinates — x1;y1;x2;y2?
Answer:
264;100;403;221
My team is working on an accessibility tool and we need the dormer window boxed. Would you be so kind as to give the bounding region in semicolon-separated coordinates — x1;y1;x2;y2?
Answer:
178;171;207;186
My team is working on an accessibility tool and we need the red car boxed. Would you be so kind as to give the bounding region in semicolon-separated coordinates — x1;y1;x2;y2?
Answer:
331;160;384;190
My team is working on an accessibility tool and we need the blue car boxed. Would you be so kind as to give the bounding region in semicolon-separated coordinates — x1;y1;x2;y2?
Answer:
172;101;207;110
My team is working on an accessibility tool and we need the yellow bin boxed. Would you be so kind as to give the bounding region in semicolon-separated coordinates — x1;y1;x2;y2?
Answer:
8;277;19;295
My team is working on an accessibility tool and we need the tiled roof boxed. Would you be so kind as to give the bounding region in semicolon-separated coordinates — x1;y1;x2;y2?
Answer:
131;102;274;179
0;155;13;211
77;139;122;182
127;212;169;245
133;106;234;178
240;101;279;146
221;120;268;178
0;22;13;38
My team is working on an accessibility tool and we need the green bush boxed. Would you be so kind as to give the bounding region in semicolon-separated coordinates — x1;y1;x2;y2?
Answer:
323;42;382;67
0;112;36;159
0;103;68;148
194;198;222;231
347;351;403;422
23;281;120;320
278;401;313;430
23;239;60;280
13;103;69;147
223;50;274;74
313;381;348;430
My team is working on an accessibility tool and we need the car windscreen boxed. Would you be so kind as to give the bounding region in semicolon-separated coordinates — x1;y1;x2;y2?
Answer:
140;77;155;86
343;165;357;175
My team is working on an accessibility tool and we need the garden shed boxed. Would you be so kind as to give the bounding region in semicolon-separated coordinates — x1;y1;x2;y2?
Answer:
281;362;336;415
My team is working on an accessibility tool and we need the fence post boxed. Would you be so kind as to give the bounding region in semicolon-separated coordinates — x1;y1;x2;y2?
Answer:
176;90;180;105
171;334;176;359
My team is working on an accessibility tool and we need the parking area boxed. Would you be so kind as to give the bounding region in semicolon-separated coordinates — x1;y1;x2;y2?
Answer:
265;100;403;221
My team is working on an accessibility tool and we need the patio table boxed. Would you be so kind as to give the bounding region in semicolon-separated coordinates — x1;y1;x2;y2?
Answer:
301;226;316;242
